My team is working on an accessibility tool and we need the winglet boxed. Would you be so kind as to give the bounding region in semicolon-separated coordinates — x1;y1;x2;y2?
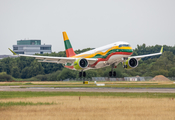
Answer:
160;46;163;54
8;48;17;55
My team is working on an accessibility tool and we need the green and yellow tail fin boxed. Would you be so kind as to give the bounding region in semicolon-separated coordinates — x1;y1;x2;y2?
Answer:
8;48;17;55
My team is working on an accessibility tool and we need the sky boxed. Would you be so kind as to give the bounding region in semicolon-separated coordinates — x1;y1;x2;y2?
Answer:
0;0;175;55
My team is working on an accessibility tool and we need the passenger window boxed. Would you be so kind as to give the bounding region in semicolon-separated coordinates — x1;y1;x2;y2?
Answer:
119;44;130;47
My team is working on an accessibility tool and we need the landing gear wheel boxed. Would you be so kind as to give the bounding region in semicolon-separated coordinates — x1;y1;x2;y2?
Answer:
109;71;112;77
109;71;116;77
79;71;86;77
79;72;82;77
113;71;116;77
83;72;86;77
123;65;127;68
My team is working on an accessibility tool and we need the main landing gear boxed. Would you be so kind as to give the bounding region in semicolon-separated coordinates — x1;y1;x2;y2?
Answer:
79;71;86;77
109;71;116;77
109;63;116;77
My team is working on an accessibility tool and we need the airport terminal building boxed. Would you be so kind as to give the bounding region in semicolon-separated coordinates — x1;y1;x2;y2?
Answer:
13;40;52;55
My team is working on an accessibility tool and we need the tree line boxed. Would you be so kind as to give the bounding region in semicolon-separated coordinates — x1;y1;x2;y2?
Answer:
0;45;175;81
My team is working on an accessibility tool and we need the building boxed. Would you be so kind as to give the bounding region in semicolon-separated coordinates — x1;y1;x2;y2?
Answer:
13;40;52;55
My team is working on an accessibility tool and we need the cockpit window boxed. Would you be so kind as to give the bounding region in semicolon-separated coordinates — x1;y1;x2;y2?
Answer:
119;44;130;47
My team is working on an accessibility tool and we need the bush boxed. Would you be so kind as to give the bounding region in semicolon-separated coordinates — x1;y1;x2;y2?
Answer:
35;75;48;81
0;72;14;82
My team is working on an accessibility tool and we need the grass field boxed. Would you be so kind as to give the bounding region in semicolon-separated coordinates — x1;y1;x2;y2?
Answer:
0;81;175;88
1;91;175;99
0;101;55;107
0;81;175;120
0;96;175;120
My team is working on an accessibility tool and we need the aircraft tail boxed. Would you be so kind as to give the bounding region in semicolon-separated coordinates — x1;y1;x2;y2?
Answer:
62;31;76;57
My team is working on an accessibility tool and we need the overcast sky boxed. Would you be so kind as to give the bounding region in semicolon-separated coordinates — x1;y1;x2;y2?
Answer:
0;0;175;55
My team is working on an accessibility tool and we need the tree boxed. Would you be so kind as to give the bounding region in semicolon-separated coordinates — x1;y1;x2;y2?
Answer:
168;67;175;77
21;67;31;78
85;70;98;78
47;70;61;81
151;69;169;77
29;60;44;76
0;62;4;72
11;67;20;78
57;68;78;80
42;63;63;74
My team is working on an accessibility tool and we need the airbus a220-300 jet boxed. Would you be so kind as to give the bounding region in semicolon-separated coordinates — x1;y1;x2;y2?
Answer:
9;31;163;77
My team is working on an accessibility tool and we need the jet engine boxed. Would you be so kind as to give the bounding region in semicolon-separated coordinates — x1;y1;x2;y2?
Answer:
123;58;138;70
74;58;89;70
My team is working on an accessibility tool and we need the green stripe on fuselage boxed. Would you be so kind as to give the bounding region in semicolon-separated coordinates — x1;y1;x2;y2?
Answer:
64;40;72;50
92;49;133;59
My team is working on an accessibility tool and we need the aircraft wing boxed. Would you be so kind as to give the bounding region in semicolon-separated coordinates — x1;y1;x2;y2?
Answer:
130;46;163;61
8;48;98;65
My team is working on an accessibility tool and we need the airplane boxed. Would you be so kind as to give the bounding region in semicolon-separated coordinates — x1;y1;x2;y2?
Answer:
9;31;163;77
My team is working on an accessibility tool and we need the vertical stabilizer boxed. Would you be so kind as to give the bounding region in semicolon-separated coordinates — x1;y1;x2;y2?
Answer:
62;31;76;57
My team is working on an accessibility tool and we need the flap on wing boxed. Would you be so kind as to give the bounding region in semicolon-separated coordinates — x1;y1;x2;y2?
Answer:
17;54;76;64
17;54;98;65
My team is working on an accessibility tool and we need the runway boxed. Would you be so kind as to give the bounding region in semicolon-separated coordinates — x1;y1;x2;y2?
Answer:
0;86;175;93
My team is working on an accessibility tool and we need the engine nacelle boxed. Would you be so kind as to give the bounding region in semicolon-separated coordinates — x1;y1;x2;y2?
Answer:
73;58;89;70
123;58;138;70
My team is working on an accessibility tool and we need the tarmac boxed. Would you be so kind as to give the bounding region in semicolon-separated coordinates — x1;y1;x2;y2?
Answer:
0;86;175;93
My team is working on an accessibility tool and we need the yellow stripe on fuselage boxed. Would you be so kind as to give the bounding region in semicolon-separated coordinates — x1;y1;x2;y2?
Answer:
72;46;132;58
